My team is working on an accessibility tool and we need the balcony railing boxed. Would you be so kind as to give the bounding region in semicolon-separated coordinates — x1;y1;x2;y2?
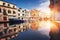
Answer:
0;20;9;24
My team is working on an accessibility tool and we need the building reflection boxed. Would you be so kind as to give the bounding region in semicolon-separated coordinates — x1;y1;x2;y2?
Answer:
0;0;30;40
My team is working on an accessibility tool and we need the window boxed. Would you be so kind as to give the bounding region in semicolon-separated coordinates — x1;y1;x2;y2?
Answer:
8;10;11;13
23;28;25;31
3;17;7;20
13;16;15;17
0;32;3;36
9;29;12;33
22;11;24;12
4;23;7;27
22;18;23;20
18;9;20;12
50;0;54;5
3;9;7;15
22;14;24;16
13;11;16;14
13;6;15;8
19;26;20;28
3;3;5;6
18;14;20;16
18;17;20;19
4;28;7;34
14;28;16;32
8;4;10;7
0;8;1;13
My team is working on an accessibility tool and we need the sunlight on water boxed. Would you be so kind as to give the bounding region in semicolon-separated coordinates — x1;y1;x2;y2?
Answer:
38;20;56;37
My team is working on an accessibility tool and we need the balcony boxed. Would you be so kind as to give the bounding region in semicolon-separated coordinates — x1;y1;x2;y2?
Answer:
0;20;9;24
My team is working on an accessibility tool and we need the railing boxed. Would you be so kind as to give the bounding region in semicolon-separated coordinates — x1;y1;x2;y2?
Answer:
0;20;9;23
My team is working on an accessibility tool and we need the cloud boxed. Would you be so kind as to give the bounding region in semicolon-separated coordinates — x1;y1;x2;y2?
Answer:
37;0;50;36
37;0;50;12
36;0;50;18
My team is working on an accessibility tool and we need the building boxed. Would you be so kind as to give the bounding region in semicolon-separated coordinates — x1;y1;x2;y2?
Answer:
50;0;60;21
0;0;31;40
49;0;60;40
17;8;31;32
0;0;9;35
30;9;39;30
17;8;22;20
17;8;30;20
0;1;22;40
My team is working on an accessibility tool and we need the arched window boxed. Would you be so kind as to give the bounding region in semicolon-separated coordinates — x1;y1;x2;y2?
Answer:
18;9;20;12
3;3;5;6
0;8;1;13
8;10;11;13
3;9;6;15
14;28;16;32
8;4;10;7
13;11;16;14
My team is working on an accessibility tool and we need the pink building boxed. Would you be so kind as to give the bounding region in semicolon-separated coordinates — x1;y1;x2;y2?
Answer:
0;5;10;40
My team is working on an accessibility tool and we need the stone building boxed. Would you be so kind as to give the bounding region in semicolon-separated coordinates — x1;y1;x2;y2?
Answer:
50;0;60;21
0;0;31;40
17;8;31;32
0;1;23;40
30;9;39;30
49;0;60;40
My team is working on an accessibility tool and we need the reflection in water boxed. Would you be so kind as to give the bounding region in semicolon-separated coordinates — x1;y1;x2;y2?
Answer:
38;20;57;37
38;21;50;37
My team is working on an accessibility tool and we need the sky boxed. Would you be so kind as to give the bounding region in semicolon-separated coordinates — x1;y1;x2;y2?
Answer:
3;0;50;10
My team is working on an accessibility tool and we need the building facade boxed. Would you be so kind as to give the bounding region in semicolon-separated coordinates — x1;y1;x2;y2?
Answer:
50;0;60;21
30;9;39;30
17;8;30;20
0;0;31;40
49;0;60;40
0;1;9;35
0;1;29;40
17;8;31;32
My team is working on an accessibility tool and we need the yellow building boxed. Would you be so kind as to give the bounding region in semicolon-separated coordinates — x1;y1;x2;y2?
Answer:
30;9;39;30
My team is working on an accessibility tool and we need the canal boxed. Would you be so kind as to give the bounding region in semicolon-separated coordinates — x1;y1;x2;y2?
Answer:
11;30;50;40
11;21;50;40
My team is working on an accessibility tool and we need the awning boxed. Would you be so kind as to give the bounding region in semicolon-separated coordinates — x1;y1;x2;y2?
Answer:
9;18;25;25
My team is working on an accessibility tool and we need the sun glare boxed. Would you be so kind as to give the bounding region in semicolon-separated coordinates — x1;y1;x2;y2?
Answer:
39;7;56;30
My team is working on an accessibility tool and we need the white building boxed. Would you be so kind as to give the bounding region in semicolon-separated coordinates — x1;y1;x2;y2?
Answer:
0;1;17;19
17;8;31;30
